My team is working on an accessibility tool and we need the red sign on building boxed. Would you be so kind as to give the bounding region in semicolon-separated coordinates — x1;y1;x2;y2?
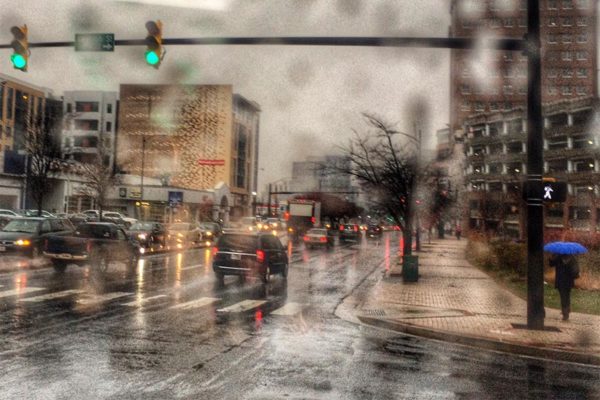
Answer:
197;159;225;166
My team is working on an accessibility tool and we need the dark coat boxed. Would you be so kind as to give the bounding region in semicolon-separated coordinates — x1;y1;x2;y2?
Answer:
549;255;578;290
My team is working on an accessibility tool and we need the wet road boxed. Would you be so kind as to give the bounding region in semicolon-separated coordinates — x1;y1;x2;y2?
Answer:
0;233;599;399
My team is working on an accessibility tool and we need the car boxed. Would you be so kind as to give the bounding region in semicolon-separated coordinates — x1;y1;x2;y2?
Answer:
366;224;383;239
0;209;19;217
44;222;139;273
212;231;288;284
303;228;334;249
67;213;91;226
16;209;56;218
0;217;74;258
167;222;202;248
0;215;15;229
339;223;361;244
82;210;138;227
127;221;167;253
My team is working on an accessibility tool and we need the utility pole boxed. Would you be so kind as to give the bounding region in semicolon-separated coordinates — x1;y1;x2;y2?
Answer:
526;0;545;330
267;183;272;217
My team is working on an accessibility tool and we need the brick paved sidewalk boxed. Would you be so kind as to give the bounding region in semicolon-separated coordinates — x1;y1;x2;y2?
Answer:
341;237;600;365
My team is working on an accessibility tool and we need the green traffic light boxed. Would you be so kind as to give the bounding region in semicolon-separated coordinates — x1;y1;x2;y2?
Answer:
11;54;27;69
145;50;160;66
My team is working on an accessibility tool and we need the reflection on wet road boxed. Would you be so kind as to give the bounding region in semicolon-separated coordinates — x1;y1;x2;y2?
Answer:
0;233;599;399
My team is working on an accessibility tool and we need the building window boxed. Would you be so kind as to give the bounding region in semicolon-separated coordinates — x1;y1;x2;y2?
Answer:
503;85;513;95
572;109;592;125
548;68;558;78
507;119;523;134
106;103;112;114
547;136;568;149
576;86;587;95
475;102;485;112
66;103;72;113
74;119;99;131
518;17;526;27
570;207;591;220
504;52;513;62
490;102;499;111
503;102;513;111
576;0;589;8
504;18;514;27
507;162;522;174
548;34;558;44
561;17;573;26
462;20;473;29
576;51;588;60
6;88;14;120
573;159;595;172
572;135;594;149
547;159;568;172
577;68;588;78
548;17;558;26
562;34;572;43
518;86;527;95
548;86;558;95
472;145;486;156
561;86;572;95
489;181;503;192
462;68;470;78
75;102;99;112
507;142;523;154
562;0;573;8
548;0;558;9
489;143;504;154
489;163;503;174
473;164;484;174
461;84;471;94
577;34;588;43
561;51;573;61
562;68;573;78
106;121;112;132
461;101;471;111
577;17;588;26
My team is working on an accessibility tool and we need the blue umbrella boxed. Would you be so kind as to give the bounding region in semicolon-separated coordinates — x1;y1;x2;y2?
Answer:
543;241;588;255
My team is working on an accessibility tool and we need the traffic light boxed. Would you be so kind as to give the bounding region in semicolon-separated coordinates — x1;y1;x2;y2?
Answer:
10;25;29;72
145;20;163;68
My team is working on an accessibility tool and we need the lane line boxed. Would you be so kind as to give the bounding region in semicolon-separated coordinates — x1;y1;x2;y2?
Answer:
20;289;85;303
122;294;168;307
0;287;45;299
76;292;133;306
217;299;266;313
170;297;220;310
181;263;205;271
271;302;305;316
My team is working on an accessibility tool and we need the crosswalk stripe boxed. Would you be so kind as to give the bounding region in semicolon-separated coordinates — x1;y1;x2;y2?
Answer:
217;299;266;313
122;294;168;307
0;287;45;299
271;302;305;316
170;297;219;310
181;263;204;271
77;292;132;305
20;289;85;302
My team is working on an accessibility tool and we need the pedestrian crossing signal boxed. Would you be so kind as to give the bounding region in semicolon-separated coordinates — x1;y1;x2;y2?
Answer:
523;180;567;202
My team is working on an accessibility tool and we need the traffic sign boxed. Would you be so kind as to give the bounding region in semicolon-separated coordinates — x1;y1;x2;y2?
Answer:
75;33;115;52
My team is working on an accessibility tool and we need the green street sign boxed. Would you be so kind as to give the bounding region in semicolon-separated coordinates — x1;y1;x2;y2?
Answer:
75;33;115;52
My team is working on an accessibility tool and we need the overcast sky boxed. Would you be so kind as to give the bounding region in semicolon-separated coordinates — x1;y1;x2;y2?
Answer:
0;0;451;193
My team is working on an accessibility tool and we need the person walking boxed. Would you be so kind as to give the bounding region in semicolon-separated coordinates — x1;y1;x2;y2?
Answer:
549;254;579;321
455;225;462;240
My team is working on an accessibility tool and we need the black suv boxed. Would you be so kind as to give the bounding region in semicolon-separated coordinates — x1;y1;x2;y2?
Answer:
339;223;361;243
212;232;288;284
366;224;383;239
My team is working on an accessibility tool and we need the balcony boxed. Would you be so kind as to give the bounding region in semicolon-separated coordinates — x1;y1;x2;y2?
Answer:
545;124;584;138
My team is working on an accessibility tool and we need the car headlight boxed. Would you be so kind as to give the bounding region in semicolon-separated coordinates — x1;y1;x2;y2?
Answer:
206;231;212;236
138;233;147;240
177;232;183;237
15;239;31;246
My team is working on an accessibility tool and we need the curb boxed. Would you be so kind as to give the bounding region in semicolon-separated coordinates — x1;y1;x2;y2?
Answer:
357;315;600;367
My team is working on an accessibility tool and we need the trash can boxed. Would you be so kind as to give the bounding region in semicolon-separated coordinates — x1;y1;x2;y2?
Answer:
402;255;419;282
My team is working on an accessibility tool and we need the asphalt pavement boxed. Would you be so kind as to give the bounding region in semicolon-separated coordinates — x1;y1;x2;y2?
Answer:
0;233;599;399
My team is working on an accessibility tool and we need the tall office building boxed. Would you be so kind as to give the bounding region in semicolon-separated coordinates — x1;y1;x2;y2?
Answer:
450;0;598;132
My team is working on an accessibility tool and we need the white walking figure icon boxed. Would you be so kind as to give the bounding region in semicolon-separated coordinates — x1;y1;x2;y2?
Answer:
544;185;553;199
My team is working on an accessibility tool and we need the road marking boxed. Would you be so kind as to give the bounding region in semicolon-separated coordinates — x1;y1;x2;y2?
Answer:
20;289;85;302
77;292;133;305
170;297;219;310
217;299;266;313
122;294;167;306
272;302;305;316
0;287;45;299
181;263;205;271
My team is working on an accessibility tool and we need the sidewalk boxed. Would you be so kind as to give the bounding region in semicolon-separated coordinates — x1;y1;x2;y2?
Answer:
338;237;600;366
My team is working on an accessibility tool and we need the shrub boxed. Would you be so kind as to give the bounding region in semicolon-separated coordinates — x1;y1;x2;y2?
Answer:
490;239;527;277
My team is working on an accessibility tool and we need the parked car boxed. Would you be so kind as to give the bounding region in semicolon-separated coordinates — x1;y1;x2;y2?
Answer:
67;213;91;226
16;209;56;218
127;221;167;253
82;210;137;227
167;222;202;248
44;222;139;272
212;231;288;284
0;217;74;258
0;215;15;229
303;228;334;249
0;209;20;217
339;223;362;244
366;224;383;239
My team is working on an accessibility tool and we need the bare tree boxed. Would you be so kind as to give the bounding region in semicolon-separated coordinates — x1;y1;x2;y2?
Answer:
25;110;62;216
77;132;118;220
331;113;419;254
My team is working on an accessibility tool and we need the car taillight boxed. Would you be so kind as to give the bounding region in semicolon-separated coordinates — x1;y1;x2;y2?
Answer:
256;249;265;263
320;237;327;242
303;236;310;242
212;246;218;256
311;216;316;224
86;240;92;253
354;225;358;232
340;225;344;231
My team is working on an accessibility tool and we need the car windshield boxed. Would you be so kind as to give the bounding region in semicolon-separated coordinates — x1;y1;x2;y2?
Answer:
307;229;327;235
74;224;113;239
1;219;39;233
217;234;257;252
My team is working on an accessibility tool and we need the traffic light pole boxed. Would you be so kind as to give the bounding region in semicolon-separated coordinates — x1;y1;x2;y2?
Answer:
526;0;545;330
